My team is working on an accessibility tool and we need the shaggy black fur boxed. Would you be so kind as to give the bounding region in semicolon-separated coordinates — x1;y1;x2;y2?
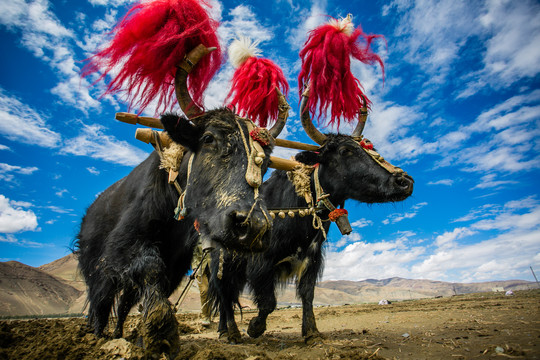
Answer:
209;134;414;343
74;109;274;353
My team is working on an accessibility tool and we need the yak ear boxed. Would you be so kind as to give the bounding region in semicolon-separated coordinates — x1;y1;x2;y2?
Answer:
295;151;320;165
161;113;201;151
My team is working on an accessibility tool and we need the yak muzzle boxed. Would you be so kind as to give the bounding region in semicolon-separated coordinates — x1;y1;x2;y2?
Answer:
229;209;270;252
391;173;414;197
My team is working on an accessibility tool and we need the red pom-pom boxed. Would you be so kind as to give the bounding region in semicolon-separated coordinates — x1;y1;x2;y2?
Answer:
328;208;348;222
250;128;272;146
298;16;384;128
360;139;373;150
226;57;289;128
82;0;223;114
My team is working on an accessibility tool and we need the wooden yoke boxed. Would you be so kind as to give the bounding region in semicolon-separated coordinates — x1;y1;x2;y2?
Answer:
116;112;319;151
134;127;302;171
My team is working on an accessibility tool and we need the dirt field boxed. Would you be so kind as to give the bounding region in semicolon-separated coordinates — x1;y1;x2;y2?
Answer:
1;290;538;359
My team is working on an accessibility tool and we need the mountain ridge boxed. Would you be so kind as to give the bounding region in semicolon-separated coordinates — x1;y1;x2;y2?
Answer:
0;255;535;316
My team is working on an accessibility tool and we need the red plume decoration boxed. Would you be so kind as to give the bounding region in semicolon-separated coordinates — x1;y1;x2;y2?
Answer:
82;0;222;114
226;38;289;128
298;16;384;128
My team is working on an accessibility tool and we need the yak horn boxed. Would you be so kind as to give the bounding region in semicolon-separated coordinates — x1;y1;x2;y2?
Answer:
300;86;327;145
351;107;368;138
268;88;290;138
175;44;217;120
351;94;368;138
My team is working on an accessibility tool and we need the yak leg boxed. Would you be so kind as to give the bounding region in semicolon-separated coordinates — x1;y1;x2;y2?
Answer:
247;280;277;338
87;275;117;337
210;261;243;343
209;250;246;344
217;297;241;343
298;256;324;344
130;248;179;356
113;286;139;339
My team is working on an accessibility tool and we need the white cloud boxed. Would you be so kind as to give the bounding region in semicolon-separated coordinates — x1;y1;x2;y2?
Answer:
86;167;100;175
412;228;540;282
427;179;453;186
412;198;540;280
351;218;373;229
87;0;136;7
55;189;68;198
385;0;540;99
0;195;38;233
324;236;425;281
471;174;518;190
477;0;540;89
0;234;47;248
0;88;62;148
431;89;540;179
218;5;273;46
0;0;99;112
382;202;427;225
384;1;480;89
286;0;327;51
434;227;477;249
0;163;38;183
61;123;149;166
325;197;540;282
363;101;424;162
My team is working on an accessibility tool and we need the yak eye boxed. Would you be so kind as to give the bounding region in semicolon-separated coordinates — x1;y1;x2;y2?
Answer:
201;134;214;144
339;147;353;157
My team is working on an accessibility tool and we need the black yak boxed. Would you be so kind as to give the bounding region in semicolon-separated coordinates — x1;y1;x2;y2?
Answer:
208;98;414;344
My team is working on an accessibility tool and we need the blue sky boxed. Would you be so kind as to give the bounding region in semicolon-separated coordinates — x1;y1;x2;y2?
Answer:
0;0;539;284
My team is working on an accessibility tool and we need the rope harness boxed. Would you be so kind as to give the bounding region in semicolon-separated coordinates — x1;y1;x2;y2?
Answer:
268;162;352;239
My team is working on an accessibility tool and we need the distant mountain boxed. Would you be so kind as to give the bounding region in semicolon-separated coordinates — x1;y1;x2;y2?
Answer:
311;277;535;306
38;253;84;290
0;255;536;316
0;261;82;316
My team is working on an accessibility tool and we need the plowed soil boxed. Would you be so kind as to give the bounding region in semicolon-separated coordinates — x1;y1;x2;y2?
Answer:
1;290;538;359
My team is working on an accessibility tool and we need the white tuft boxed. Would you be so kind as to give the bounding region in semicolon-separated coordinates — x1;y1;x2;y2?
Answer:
329;13;354;36
228;36;262;68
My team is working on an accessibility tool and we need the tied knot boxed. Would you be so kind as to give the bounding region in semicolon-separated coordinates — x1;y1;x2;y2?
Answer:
328;208;348;222
250;127;272;146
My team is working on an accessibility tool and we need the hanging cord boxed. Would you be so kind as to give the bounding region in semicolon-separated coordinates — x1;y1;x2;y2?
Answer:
232;117;272;246
174;153;195;220
311;166;327;240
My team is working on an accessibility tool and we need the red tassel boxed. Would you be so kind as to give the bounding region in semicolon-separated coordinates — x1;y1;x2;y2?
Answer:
82;0;223;114
328;208;348;222
298;16;384;128
225;37;288;128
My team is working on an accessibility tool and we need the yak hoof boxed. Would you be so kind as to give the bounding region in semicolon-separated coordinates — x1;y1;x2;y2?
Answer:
304;331;325;345
219;328;242;344
227;330;242;344
247;317;266;338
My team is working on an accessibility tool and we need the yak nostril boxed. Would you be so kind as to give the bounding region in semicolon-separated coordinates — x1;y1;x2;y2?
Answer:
394;174;414;189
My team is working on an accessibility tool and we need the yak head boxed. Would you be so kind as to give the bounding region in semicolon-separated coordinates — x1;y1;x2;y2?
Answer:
161;109;274;252
296;134;413;205
297;96;413;206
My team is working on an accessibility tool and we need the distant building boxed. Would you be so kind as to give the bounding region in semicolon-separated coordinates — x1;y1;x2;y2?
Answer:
491;287;505;292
